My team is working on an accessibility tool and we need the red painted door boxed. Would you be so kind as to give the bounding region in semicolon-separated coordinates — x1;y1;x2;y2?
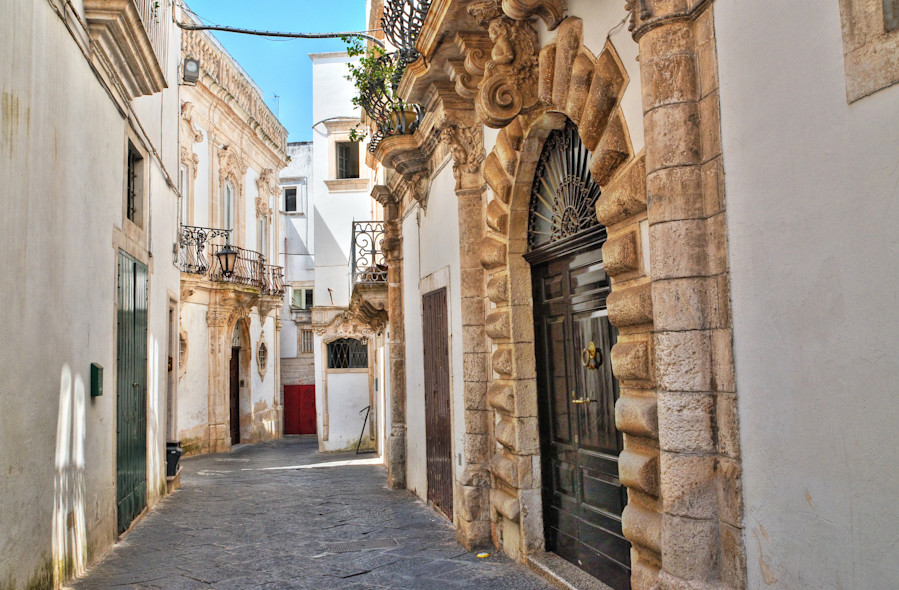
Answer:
284;385;316;435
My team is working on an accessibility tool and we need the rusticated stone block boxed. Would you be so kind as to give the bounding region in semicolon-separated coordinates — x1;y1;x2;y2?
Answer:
716;391;740;457
464;381;487;411
720;521;747;589
660;514;719;581
596;154;647;227
484;152;511;204
490;451;518;488
603;230;641;276
465;409;490;435
639;20;694;64
479;237;507;270
457;483;488;522
648;219;707;280
485;309;511;340
660;452;717;519
492;347;513;377
505;116;525;151
565;52;596;125
486;273;509;304
538;44;557;107
487;382;515;414
495;128;518;175
611;340;652;382
486;199;509;234
465;434;490;464
579;48;626;151
619;448;660;497
608;282;653;327
616;394;658;438
647;166;704;223
644;102;701;173
457;517;491;550
462;351;488;382
495;417;517;450
461;297;486;327
652;277;719;332
699;89;722;162
716;456;744;527
622;504;662;554
552;17;582;108
590;110;630;186
518;488;545;553
632;559;662;590
655;331;711;392
658;392;715;453
641;52;699;113
491;488;521;522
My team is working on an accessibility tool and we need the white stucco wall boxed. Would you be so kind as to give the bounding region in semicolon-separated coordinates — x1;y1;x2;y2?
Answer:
402;162;466;503
716;3;899;588
312;333;373;452
0;1;181;586
178;302;211;437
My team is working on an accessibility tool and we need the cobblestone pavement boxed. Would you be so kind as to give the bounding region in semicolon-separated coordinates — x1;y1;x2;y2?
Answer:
69;437;556;590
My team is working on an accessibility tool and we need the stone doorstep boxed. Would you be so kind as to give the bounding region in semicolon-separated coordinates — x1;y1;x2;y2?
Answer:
165;468;181;494
526;552;614;590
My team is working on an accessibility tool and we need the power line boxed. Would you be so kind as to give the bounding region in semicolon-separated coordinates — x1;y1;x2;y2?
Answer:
176;21;385;48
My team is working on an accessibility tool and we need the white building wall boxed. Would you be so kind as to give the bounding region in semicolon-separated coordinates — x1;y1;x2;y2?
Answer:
402;162;466;503
178;302;210;438
0;0;181;586
716;3;899;588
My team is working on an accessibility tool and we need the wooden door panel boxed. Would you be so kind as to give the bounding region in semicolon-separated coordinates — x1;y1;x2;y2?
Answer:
423;288;453;520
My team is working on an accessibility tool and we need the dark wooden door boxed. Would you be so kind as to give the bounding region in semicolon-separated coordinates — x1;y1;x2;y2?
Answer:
284;385;317;435
230;347;240;445
423;287;453;520
531;243;630;589
116;251;148;534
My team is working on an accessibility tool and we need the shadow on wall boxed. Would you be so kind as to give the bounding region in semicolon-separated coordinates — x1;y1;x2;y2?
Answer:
53;364;87;585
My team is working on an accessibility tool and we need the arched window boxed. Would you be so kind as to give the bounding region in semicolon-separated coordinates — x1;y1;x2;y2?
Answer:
327;338;368;369
223;181;235;231
528;119;602;251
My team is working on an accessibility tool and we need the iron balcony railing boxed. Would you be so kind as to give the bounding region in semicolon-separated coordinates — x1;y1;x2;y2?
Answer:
178;225;284;295
351;221;388;286
382;0;432;65
135;0;169;70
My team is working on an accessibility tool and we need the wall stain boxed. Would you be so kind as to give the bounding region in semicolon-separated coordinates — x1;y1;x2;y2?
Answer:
753;528;777;585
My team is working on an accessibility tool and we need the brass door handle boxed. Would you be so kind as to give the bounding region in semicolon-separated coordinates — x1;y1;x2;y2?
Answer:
571;398;594;405
581;341;602;370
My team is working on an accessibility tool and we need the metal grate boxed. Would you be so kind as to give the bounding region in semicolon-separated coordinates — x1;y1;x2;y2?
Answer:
327;338;369;369
326;539;398;553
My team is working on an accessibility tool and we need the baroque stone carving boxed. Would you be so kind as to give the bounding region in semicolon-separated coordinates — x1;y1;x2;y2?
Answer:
501;0;566;30
468;1;540;128
206;309;231;327
181;101;205;143
218;146;247;184
440;125;485;189
624;0;653;32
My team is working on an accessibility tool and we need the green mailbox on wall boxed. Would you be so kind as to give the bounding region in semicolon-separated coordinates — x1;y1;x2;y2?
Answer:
91;363;103;398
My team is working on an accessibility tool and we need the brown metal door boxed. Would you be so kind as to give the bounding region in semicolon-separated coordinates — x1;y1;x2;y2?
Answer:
423;287;453;520
230;347;240;445
531;244;630;589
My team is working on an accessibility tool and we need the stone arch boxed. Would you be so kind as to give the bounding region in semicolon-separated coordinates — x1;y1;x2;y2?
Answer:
229;315;253;444
478;16;660;587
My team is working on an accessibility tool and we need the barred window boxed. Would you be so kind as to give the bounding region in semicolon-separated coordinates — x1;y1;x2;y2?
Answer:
301;330;314;354
327;338;368;369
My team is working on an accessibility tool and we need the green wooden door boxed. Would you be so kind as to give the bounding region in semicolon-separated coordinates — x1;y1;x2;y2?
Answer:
116;250;148;534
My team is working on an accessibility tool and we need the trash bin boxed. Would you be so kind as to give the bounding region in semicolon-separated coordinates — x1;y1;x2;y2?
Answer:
166;441;183;477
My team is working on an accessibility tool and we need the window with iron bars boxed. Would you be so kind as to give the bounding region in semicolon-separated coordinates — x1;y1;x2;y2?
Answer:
301;330;314;354
327;338;368;369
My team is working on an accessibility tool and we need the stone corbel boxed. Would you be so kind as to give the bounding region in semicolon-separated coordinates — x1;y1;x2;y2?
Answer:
501;0;567;30
181;101;205;143
447;33;494;101
468;1;540;128
440;125;486;190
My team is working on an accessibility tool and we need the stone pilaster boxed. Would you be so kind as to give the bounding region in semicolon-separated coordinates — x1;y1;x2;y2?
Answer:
632;2;746;588
206;307;233;453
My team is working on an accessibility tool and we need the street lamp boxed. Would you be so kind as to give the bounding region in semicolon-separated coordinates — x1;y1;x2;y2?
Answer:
216;242;238;277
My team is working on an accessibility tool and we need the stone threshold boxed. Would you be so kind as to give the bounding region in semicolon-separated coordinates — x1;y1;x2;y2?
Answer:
526;552;614;590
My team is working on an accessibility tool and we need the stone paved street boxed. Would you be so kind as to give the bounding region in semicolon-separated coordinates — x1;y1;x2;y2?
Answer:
68;438;556;590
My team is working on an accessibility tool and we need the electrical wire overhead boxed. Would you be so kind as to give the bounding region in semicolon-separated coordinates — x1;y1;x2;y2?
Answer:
176;21;385;48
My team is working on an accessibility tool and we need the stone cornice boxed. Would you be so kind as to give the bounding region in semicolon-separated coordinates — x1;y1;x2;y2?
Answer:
182;27;289;160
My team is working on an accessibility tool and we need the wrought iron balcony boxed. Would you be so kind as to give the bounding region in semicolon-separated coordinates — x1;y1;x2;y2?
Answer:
361;53;424;152
382;0;432;65
178;225;284;296
351;221;388;285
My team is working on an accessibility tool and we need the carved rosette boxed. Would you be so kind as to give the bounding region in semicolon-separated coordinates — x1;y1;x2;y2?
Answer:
468;1;540;128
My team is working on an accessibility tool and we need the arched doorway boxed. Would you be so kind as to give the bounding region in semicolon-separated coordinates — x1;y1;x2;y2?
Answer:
229;322;242;445
524;120;630;589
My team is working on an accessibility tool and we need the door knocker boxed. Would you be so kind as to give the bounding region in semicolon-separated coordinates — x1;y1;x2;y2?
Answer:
581;341;602;370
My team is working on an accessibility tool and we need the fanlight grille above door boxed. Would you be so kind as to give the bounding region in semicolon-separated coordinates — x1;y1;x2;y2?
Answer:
528;120;602;250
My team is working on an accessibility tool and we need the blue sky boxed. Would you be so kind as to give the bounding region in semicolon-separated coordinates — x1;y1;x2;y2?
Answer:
184;0;366;142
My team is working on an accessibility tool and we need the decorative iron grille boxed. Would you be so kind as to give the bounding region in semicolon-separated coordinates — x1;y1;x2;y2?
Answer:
327;338;369;369
178;225;232;274
528;120;603;250
381;0;432;65
351;221;388;285
209;245;266;288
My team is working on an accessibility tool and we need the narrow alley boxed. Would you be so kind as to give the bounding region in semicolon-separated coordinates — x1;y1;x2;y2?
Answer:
67;438;556;590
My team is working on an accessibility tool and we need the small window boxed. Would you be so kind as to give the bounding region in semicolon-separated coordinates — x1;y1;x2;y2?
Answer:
336;142;359;179
327;338;368;369
126;141;144;225
284;187;297;212
301;330;314;354
291;287;314;309
257;218;267;256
